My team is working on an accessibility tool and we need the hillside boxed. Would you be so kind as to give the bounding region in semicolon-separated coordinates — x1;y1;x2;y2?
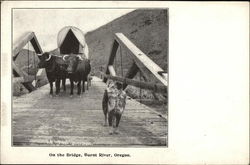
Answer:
85;9;168;103
85;9;168;77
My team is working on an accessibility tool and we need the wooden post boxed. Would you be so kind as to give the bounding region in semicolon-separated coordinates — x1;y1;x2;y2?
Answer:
123;62;139;89
99;66;103;79
30;36;43;54
108;65;116;76
104;40;119;82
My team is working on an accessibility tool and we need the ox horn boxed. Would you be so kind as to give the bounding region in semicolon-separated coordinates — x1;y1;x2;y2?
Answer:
45;54;52;61
37;53;43;56
63;55;69;61
77;55;84;61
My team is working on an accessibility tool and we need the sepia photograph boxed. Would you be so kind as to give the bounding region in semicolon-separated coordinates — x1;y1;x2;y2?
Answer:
12;8;168;147
2;1;248;164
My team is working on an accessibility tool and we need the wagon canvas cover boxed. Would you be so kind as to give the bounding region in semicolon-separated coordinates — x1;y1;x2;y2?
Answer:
57;26;89;59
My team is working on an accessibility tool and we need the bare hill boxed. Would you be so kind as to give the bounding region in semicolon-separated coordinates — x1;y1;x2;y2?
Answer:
85;9;168;79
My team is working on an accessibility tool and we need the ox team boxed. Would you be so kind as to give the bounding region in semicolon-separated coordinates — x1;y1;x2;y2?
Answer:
37;52;90;97
37;26;91;97
37;26;127;135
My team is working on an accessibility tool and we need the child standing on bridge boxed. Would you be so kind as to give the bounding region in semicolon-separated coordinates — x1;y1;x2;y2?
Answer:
102;80;127;134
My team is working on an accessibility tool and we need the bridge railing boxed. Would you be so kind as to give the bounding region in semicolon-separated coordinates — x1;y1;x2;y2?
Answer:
103;33;168;93
12;32;44;92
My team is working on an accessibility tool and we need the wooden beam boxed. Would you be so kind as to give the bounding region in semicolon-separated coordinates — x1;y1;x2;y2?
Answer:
30;35;43;54
12;32;43;92
104;40;119;82
12;61;36;92
13;77;24;83
14;75;44;84
108;65;116;76
25;75;38;82
13;32;35;58
22;82;36;92
12;61;28;77
124;63;161;100
13;32;43;60
158;71;168;80
123;62;139;89
100;72;167;94
36;68;43;77
125;62;139;79
115;33;168;86
126;51;151;81
107;40;119;66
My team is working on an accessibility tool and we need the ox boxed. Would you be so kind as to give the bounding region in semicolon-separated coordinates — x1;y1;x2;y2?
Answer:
38;52;67;96
62;54;91;96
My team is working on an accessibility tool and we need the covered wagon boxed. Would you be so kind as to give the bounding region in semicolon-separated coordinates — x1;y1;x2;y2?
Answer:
57;26;89;59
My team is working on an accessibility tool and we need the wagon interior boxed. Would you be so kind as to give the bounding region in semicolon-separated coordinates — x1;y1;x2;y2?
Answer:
60;29;82;54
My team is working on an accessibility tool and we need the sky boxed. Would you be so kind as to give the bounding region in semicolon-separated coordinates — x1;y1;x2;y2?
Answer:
13;9;135;51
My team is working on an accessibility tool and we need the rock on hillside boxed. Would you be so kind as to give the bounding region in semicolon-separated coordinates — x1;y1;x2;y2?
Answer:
85;9;168;79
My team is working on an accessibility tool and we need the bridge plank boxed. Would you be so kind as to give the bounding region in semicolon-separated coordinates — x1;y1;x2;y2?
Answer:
13;76;167;146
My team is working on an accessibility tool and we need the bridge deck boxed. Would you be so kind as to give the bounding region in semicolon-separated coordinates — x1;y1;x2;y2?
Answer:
13;77;167;146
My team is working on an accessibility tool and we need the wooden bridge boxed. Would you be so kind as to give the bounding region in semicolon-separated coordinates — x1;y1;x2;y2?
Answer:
12;31;168;146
